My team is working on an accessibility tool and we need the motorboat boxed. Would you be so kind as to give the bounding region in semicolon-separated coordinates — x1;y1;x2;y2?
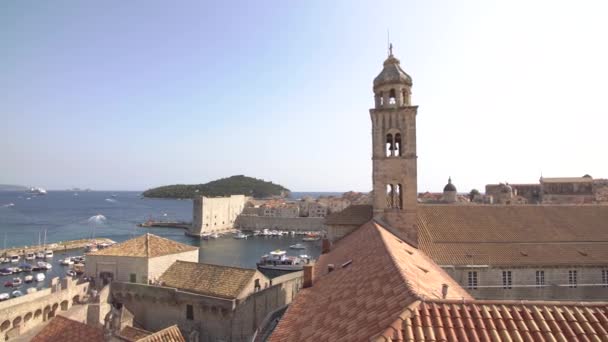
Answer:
0;268;12;276
302;234;321;242
60;257;74;266
44;250;53;259
84;244;98;253
24;252;35;261
0;257;9;264
11;290;23;298
253;230;261;236
66;270;77;277
233;232;249;239
11;267;22;274
289;243;307;250
71;256;85;263
97;242;111;249
257;250;308;271
37;261;52;270
201;233;210;241
210;233;220;239
18;264;33;272
5;277;21;287
9;255;20;263
24;275;33;283
35;251;45;259
0;293;9;301
35;273;45;282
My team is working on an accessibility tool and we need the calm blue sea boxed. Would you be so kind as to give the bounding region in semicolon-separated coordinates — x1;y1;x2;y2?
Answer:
0;191;335;269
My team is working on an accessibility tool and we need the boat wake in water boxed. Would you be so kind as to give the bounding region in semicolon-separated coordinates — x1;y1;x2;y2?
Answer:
88;214;107;224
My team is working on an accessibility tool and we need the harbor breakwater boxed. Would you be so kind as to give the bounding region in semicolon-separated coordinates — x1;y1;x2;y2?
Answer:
235;215;325;232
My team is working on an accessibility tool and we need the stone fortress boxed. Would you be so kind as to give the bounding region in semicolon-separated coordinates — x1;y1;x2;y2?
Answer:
188;195;247;237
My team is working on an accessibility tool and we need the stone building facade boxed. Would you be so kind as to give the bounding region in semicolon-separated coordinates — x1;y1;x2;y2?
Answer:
189;195;247;237
486;175;608;204
370;47;418;246
111;262;303;342
85;233;198;285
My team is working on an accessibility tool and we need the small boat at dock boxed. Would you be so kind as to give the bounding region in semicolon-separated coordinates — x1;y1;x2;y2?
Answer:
11;290;23;298
35;273;45;282
302;233;321;242
0;268;12;276
234;232;249;239
24;275;33;283
37;261;52;270
289;243;307;250
35;251;45;259
44;250;53;259
257;250;309;271
60;258;74;266
24;252;35;261
9;255;20;263
0;293;9;301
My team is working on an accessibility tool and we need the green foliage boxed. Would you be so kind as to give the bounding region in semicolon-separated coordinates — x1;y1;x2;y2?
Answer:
142;175;290;199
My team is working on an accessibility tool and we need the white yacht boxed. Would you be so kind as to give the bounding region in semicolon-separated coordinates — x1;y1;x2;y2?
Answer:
44;250;53;259
9;255;20;263
24;252;35;261
257;250;309;271
35;273;45;282
37;261;52;270
60;257;73;266
28;187;47;195
233;232;249;239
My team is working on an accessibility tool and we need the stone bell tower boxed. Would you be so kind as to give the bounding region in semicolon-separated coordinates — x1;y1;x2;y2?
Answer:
370;45;418;246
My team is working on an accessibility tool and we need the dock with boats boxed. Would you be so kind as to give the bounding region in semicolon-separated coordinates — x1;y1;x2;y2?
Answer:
0;238;116;257
137;220;191;229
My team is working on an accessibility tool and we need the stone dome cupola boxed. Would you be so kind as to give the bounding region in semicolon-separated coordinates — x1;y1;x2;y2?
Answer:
443;177;457;192
373;44;413;109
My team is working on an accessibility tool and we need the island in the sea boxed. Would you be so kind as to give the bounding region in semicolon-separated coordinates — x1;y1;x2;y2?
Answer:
142;175;290;199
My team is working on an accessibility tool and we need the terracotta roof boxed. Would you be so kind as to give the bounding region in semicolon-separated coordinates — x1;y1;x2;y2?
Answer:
159;260;262;299
88;233;198;258
375;300;608;342
118;326;152;341
31;316;104;342
135;325;185;342
270;220;472;342
542;177;593;183
417;205;608;266
324;204;373;225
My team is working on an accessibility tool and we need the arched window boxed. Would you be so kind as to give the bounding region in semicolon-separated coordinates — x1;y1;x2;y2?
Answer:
398;184;403;209
379;92;384;107
402;89;407;105
394;133;402;156
389;89;396;105
386;184;394;208
386;133;393;157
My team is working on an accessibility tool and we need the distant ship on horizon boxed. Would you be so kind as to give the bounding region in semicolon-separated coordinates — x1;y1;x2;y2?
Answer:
28;187;47;195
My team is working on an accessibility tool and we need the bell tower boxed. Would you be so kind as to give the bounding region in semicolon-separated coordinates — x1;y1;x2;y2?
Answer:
370;45;418;245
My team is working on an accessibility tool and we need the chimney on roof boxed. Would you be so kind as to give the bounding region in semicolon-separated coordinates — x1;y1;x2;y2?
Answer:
321;238;331;254
327;264;335;273
442;284;449;299
303;265;313;288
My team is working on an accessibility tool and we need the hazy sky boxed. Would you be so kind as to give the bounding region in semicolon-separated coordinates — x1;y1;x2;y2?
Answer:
2;1;607;192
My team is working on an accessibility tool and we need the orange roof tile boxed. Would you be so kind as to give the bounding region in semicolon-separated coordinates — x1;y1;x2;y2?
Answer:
270;220;471;342
159;260;263;299
135;325;185;342
31;316;104;342
88;233;197;258
417;205;608;266
118;326;152;341
374;300;608;342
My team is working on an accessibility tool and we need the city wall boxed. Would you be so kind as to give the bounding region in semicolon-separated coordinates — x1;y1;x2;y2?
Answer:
235;215;325;232
0;277;89;340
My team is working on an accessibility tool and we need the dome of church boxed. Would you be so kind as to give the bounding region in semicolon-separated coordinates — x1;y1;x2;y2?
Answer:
373;53;412;90
443;177;457;192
